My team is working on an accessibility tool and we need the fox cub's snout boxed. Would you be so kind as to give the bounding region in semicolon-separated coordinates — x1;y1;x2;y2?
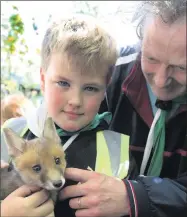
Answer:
2;117;66;193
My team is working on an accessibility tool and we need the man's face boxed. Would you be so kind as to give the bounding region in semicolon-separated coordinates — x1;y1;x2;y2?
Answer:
141;17;186;101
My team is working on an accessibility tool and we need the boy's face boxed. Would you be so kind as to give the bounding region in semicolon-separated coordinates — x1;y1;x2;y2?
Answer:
40;53;107;132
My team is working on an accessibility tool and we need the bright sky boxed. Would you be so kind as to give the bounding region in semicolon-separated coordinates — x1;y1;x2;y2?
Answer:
1;1;140;84
2;1;139;46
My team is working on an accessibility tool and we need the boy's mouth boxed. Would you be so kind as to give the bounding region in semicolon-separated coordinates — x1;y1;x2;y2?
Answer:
63;111;84;119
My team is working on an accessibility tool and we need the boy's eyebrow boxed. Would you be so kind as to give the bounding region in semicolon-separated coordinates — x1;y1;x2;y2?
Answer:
56;75;71;82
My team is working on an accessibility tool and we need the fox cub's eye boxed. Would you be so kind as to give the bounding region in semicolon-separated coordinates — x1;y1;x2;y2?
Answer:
55;157;61;165
32;164;41;173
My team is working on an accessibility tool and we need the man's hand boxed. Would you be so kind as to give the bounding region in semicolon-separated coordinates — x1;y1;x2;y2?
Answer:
59;168;130;217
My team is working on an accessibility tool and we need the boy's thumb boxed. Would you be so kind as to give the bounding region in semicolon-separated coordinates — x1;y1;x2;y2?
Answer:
10;185;41;197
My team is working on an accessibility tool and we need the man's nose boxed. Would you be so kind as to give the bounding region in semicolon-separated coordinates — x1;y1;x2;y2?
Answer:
154;64;171;88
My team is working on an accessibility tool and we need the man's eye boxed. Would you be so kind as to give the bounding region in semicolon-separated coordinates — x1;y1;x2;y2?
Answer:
57;81;70;87
84;86;99;92
147;57;158;63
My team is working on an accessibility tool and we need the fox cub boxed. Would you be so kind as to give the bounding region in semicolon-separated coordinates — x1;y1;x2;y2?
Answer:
0;117;66;201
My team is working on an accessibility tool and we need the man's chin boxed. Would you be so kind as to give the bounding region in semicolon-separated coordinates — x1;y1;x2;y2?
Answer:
154;92;177;101
152;86;186;101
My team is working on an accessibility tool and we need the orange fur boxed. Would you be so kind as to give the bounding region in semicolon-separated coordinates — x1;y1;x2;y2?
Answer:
1;117;66;201
15;138;66;186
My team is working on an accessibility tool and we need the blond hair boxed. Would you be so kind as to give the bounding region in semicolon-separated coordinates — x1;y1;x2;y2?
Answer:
41;15;118;78
1;93;33;125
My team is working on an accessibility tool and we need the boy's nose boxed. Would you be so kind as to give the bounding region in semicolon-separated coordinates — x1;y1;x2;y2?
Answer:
68;89;82;107
53;180;62;188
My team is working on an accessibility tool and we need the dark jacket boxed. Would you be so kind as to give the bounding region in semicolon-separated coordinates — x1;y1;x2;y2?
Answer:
22;120;138;217
99;45;187;217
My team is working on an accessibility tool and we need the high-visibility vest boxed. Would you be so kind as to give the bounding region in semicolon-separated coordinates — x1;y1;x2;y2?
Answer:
96;130;129;179
1;118;130;179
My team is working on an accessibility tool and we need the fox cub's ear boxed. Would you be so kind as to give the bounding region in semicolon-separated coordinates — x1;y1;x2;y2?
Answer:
43;117;61;144
2;128;26;157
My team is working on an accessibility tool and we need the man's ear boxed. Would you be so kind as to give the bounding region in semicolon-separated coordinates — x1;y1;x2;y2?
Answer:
40;67;45;94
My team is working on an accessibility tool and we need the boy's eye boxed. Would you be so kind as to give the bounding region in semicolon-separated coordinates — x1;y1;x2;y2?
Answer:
55;157;61;165
84;86;98;92
57;81;70;87
32;164;41;173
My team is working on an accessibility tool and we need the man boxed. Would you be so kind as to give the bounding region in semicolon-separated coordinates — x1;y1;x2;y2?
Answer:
59;1;187;217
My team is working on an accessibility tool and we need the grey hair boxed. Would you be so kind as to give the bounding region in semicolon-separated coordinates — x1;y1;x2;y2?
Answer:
132;0;187;40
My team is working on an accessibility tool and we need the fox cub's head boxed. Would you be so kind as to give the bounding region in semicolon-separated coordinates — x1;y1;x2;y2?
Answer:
3;117;66;191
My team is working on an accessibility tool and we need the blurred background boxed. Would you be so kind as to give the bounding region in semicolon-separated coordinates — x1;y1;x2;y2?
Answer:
1;1;140;107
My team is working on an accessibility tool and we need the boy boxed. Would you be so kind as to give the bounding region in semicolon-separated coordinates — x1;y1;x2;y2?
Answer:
1;15;137;217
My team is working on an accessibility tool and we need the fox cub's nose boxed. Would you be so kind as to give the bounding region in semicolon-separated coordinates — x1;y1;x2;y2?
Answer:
53;180;62;188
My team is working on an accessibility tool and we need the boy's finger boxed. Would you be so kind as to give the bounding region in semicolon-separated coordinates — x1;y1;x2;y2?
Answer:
26;189;50;208
9;185;41;198
35;198;54;217
45;211;55;217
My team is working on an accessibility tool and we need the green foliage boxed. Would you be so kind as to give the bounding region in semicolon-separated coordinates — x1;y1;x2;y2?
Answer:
3;12;25;55
1;3;32;94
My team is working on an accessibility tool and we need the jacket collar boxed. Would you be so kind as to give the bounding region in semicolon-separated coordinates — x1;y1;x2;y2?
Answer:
122;56;153;127
24;101;48;138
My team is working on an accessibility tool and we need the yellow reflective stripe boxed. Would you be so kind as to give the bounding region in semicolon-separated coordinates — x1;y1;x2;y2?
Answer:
96;131;130;179
20;126;28;137
95;131;113;176
1;119;14;131
1;119;28;138
8;157;12;164
1;119;15;141
118;134;130;179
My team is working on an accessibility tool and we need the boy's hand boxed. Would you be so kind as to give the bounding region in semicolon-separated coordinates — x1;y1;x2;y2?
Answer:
46;211;55;217
1;185;54;217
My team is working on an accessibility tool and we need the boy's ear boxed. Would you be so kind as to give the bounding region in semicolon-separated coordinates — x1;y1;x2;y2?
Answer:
40;67;45;93
2;128;26;157
43;117;61;144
